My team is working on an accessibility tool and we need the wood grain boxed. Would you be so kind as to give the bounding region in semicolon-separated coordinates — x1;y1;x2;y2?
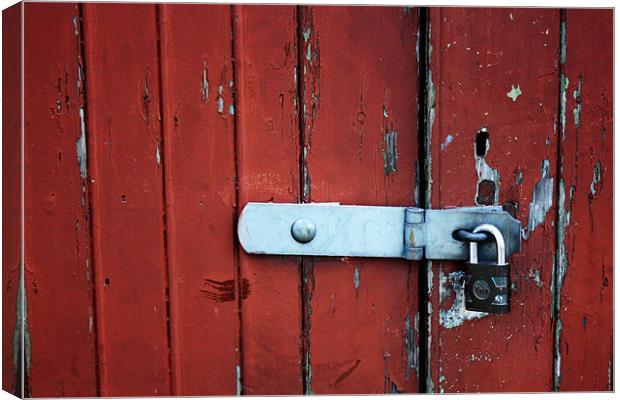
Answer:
2;2;23;395
426;8;560;392
159;4;239;395
23;3;98;396
554;9;613;391
233;5;303;394
81;4;171;395
300;6;420;394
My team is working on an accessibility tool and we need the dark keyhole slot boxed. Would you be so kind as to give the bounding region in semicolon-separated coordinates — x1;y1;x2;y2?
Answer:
476;129;489;157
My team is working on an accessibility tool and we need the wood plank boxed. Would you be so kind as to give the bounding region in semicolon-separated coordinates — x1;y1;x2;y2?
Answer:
426;8;560;392
555;9;613;391
2;2;22;395
81;4;171;395
23;3;98;396
300;6;420;393
233;5;303;394
158;4;239;395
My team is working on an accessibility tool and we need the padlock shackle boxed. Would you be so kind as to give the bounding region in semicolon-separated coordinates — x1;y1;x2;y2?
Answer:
469;224;506;265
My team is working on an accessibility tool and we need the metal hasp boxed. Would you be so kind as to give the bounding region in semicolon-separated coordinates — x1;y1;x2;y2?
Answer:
237;202;521;261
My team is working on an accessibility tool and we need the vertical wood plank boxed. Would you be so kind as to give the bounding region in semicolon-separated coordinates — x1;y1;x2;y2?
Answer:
233;5;303;394
300;6;420;393
159;4;239;395
81;4;171;395
426;8;560;392
2;3;22;395
555;9;613;391
23;3;98;396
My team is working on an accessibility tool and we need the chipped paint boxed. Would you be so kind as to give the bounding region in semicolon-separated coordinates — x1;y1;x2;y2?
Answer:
201;60;209;102
524;159;554;238
76;107;88;179
440;134;453;151
425;262;434;393
353;266;360;289
404;313;419;380
559;74;569;140
573;76;582;128
474;127;500;206
155;144;161;166
13;264;31;394
229;104;235;116
527;269;543;288
383;131;398;175
590;160;602;196
506;84;522;102
554;319;563;390
439;271;488;329
236;364;242;395
425;69;436;206
560;21;566;64
302;146;311;201
216;84;224;114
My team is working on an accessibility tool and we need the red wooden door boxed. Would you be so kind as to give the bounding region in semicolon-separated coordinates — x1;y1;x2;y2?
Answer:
3;3;613;396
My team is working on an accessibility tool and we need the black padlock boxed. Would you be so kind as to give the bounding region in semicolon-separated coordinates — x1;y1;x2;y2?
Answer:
464;224;510;314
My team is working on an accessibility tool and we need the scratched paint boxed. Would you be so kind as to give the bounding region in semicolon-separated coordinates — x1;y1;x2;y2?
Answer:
76;108;88;179
404;313;418;380
524;159;554;239
559;74;569;139
201;60;209;102
13;266;31;394
353;266;360;289
572;76;582;128
217;84;224;114
383;131;398;175
590;160;602;196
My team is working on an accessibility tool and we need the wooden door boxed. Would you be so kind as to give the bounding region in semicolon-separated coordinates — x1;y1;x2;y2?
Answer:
3;3;613;396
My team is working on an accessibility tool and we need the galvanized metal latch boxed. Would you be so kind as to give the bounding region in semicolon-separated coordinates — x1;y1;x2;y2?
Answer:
237;203;520;261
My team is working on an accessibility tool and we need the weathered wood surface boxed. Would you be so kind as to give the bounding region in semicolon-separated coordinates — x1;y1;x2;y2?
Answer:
425;8;561;392
554;9;613;391
23;3;98;396
159;4;239;395
82;4;171;395
233;5;304;394
2;2;22;396
9;4;613;396
299;6;420;393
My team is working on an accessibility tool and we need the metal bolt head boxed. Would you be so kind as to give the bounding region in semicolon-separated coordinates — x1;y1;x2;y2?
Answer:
291;218;316;243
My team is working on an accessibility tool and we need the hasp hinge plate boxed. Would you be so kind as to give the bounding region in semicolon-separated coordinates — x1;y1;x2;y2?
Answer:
237;203;521;261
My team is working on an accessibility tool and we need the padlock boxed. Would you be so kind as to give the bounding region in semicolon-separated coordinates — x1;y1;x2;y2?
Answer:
464;223;510;314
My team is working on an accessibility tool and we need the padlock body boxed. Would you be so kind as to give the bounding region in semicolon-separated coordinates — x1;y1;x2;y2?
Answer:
465;261;510;313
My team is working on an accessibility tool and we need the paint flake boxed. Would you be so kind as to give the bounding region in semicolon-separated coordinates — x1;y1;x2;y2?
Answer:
76;108;88;179
440;134;454;151
506;84;522;102
524;160;554;238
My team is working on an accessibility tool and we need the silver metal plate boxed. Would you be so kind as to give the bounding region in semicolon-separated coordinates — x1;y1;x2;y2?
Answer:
238;203;407;258
237;202;521;261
